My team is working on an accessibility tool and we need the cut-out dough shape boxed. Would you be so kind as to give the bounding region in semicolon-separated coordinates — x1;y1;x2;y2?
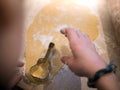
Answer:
25;0;99;79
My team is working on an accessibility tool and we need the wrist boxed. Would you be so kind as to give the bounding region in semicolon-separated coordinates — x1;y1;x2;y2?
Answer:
87;62;117;88
96;73;119;90
95;72;115;86
87;61;107;78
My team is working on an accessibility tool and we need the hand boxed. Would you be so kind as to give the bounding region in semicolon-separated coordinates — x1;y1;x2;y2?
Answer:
0;60;24;89
0;0;24;89
7;61;24;89
60;28;107;78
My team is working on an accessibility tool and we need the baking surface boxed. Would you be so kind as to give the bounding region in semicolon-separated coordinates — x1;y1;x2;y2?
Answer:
25;0;99;81
18;0;112;90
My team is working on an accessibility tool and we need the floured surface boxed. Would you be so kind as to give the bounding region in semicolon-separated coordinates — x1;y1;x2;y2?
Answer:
26;0;99;76
19;0;111;90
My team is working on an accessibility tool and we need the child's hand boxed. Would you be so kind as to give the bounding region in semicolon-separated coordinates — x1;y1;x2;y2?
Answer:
61;28;107;78
0;0;24;89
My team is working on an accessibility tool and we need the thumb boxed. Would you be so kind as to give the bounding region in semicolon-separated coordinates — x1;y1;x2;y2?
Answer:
17;57;25;67
7;73;23;89
61;56;73;66
17;61;24;67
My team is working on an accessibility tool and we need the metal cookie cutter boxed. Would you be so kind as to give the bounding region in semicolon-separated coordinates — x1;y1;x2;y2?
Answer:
27;42;55;84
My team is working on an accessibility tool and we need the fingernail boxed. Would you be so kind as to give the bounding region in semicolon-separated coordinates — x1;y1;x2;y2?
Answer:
61;30;67;38
61;57;65;60
60;29;65;33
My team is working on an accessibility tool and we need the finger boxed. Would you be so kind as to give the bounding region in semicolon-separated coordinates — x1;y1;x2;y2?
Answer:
76;30;90;40
16;60;24;67
61;28;79;43
82;32;90;39
82;32;86;37
75;30;83;38
60;29;67;37
7;73;22;89
61;56;73;66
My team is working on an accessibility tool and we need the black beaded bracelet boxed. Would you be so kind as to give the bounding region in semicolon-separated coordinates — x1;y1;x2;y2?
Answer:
87;62;117;88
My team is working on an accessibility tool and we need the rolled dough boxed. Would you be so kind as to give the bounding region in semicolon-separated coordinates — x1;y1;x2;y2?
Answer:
25;0;99;81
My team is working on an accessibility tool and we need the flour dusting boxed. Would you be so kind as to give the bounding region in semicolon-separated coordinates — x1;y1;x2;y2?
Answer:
55;25;68;32
55;6;68;12
33;33;53;48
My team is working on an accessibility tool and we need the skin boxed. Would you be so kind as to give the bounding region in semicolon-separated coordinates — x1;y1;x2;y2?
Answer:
0;0;119;90
0;0;24;89
60;28;120;90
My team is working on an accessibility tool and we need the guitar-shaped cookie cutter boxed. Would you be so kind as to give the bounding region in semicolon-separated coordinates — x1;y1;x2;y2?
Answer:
27;42;55;84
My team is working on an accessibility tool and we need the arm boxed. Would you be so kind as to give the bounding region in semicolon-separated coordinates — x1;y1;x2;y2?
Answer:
60;28;119;90
96;73;119;90
0;0;24;89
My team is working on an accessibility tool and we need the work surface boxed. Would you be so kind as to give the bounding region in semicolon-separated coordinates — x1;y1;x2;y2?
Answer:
18;0;120;90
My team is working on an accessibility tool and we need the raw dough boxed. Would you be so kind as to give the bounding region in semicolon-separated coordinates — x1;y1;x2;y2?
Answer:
25;0;99;79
